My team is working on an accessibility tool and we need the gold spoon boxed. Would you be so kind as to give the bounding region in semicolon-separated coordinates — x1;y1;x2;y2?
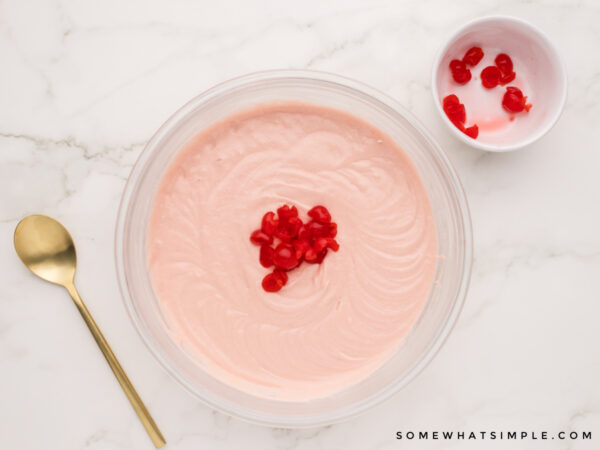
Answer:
13;214;166;448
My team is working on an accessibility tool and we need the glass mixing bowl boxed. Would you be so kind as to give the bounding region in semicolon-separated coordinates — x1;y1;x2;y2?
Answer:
115;70;472;427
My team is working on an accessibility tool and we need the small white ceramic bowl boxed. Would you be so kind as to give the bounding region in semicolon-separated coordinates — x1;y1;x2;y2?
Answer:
432;16;567;152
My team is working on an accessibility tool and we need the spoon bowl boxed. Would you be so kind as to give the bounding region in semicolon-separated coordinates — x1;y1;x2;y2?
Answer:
14;215;76;286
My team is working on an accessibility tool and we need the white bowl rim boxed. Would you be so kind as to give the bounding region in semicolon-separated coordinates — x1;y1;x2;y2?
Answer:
114;69;473;427
431;15;568;152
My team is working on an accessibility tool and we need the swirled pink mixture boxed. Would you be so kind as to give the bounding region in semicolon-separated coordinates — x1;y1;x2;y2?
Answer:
148;103;437;400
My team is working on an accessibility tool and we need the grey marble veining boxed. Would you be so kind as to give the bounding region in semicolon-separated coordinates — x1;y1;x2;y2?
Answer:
1;0;599;449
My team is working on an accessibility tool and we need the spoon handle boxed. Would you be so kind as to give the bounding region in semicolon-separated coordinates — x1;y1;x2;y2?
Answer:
64;282;166;448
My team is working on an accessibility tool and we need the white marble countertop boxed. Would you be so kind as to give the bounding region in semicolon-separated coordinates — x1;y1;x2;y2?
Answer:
2;0;599;449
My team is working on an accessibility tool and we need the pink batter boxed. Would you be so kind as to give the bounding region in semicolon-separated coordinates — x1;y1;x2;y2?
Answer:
148;103;437;400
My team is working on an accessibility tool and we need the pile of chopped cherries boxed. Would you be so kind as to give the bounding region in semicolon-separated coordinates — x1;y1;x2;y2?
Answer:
249;204;339;292
444;46;532;139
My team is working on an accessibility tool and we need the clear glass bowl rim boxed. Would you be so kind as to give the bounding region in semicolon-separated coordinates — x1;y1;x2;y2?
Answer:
114;69;473;428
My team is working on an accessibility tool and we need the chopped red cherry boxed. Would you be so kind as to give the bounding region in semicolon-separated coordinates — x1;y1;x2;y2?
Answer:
259;245;274;268
307;205;331;223
443;94;466;126
449;59;464;72
480;66;501;89
287;216;302;236
499;71;516;85
305;248;328;264
305;220;326;237
272;242;300;270
494;53;513;75
449;59;472;84
261;211;278;236
262;269;288;292
276;204;298;222
313;237;340;253
307;220;338;239
250;229;273;246
462;46;484;66
327;238;340;252
326;222;337;238
502;86;532;113
313;237;329;253
442;94;479;140
464;125;479;139
297;224;310;241
276;269;288;284
293;238;311;259
274;216;302;241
